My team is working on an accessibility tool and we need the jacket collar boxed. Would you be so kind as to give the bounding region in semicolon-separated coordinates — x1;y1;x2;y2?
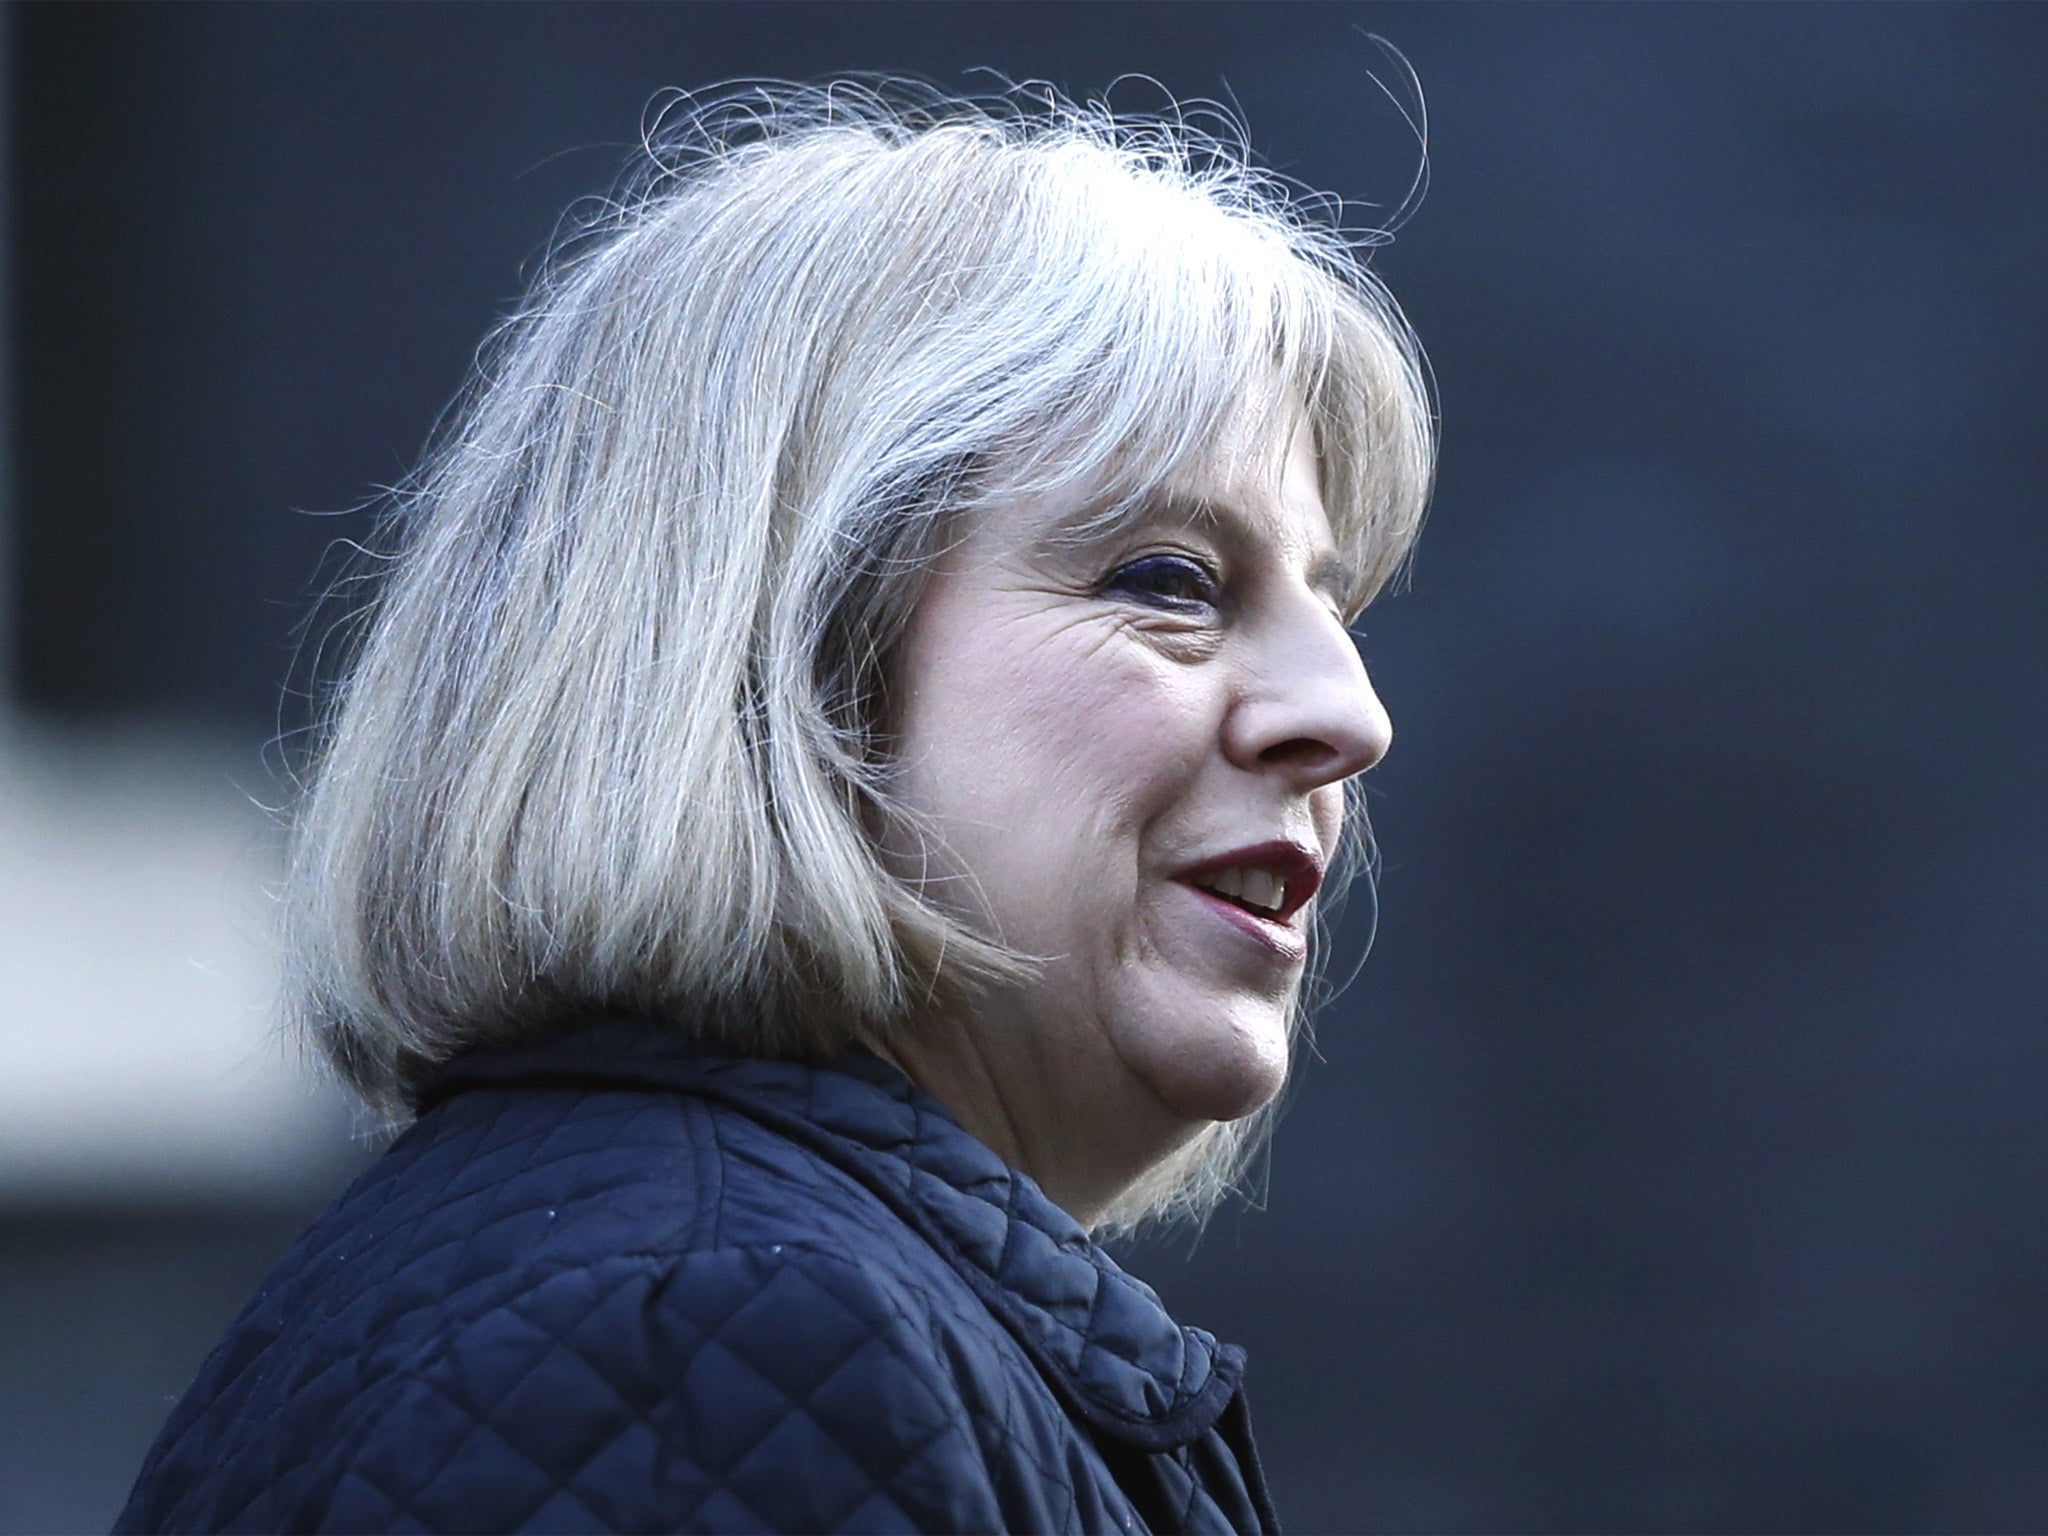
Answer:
417;1018;1244;1450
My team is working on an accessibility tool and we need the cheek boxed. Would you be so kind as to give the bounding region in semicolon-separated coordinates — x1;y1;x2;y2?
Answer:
1312;784;1349;858
890;619;1214;933
904;623;1203;831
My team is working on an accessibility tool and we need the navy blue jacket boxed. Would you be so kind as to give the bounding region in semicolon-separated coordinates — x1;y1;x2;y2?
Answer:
117;1021;1281;1533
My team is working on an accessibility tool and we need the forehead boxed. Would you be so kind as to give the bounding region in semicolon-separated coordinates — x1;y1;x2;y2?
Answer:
1162;401;1327;533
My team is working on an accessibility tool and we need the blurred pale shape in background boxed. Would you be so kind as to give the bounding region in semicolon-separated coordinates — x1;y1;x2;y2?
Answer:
0;722;351;1207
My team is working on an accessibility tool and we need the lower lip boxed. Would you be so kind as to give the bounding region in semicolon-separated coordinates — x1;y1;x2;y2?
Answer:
1182;884;1308;962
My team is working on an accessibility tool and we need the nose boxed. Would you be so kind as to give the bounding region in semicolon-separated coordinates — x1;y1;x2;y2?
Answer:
1222;604;1392;791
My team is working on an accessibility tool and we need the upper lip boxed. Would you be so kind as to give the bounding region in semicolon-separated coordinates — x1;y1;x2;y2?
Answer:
1179;840;1325;924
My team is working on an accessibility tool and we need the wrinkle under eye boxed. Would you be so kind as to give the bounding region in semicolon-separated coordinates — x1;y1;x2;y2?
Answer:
1103;555;1220;611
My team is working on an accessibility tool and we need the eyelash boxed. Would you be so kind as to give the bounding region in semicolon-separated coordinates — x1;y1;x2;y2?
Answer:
1102;554;1222;612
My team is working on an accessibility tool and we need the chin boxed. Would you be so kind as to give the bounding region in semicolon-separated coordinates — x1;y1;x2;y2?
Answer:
1123;1003;1293;1125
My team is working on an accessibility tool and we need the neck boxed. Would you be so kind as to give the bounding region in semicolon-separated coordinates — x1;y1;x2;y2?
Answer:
865;1010;1206;1231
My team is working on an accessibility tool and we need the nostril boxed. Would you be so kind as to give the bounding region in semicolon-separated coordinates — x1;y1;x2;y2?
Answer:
1258;737;1344;772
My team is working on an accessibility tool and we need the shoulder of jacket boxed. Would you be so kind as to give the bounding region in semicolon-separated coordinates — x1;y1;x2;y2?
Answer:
318;1241;1015;1533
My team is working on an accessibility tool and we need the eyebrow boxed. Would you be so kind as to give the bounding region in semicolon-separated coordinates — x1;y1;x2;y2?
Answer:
1305;548;1366;611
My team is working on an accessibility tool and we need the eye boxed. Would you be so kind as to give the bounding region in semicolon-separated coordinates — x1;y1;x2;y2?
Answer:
1102;554;1221;612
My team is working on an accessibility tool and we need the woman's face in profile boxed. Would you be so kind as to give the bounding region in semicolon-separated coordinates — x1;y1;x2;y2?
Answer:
886;401;1392;1198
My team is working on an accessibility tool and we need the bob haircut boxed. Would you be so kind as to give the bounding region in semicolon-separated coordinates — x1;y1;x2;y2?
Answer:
288;81;1435;1232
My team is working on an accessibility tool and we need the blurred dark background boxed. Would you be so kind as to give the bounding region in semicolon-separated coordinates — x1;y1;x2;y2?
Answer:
5;3;2045;1531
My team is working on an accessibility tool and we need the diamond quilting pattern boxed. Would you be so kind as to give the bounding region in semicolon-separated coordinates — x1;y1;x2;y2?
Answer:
116;1023;1277;1534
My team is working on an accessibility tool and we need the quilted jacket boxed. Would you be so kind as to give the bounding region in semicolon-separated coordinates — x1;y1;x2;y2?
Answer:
117;1019;1282;1534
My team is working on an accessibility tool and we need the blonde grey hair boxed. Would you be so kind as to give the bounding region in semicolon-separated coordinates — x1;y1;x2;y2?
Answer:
286;80;1434;1232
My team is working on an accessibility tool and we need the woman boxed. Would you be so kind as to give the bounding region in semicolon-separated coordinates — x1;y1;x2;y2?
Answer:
119;83;1433;1534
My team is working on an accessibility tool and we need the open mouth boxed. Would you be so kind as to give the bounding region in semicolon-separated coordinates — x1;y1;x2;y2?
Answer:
1181;843;1321;928
1189;866;1292;921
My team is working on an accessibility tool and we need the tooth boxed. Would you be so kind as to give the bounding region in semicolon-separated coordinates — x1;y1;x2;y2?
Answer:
1212;868;1246;900
1247;870;1282;911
